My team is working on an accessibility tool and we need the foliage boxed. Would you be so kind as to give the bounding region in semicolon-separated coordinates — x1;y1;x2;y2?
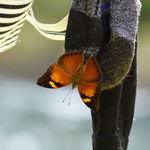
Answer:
140;0;150;19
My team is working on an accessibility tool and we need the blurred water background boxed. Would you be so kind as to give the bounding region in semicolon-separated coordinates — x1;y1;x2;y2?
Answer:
0;0;150;150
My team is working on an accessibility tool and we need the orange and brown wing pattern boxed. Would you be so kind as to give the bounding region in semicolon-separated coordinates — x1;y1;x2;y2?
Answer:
78;81;100;111
37;63;72;88
57;51;84;75
37;51;84;88
78;56;102;111
81;56;102;82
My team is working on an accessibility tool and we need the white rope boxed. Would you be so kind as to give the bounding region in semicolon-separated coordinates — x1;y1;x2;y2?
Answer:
0;0;68;52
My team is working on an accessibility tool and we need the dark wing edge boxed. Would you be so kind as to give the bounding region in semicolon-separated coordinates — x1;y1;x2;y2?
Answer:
78;81;100;111
37;63;71;88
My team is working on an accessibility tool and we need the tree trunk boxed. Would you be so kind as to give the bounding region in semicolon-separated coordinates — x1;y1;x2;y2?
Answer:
65;0;141;149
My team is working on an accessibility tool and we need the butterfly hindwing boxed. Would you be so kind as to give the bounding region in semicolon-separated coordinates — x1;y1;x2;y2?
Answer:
37;63;72;88
78;81;100;111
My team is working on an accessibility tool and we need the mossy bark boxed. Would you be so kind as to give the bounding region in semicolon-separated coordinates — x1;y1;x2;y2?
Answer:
65;0;141;149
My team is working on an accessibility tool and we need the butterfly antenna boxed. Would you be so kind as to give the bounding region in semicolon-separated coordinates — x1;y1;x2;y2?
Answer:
68;89;74;105
62;88;72;103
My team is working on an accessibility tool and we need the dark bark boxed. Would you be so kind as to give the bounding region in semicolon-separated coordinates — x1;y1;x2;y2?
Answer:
92;40;137;150
65;0;140;149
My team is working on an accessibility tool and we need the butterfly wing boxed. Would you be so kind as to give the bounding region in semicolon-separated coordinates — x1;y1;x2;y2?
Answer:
37;63;72;88
37;51;84;88
78;56;102;111
57;51;84;75
81;56;102;82
78;81;100;111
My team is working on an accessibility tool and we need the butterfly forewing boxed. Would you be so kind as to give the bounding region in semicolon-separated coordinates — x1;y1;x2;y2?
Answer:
37;51;84;89
57;51;84;75
81;56;102;82
37;63;72;88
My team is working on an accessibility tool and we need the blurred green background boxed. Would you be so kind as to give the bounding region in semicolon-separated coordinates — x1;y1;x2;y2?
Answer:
0;0;150;150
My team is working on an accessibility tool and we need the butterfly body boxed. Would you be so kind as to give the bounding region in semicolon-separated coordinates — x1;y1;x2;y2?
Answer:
37;51;102;111
71;66;83;89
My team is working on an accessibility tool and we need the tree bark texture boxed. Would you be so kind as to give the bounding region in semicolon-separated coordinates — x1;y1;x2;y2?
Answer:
65;0;141;150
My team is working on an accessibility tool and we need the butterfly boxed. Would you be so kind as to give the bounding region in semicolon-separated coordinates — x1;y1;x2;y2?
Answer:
37;51;102;111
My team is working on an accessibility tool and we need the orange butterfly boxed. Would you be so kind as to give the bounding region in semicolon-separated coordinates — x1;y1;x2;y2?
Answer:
37;51;102;111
